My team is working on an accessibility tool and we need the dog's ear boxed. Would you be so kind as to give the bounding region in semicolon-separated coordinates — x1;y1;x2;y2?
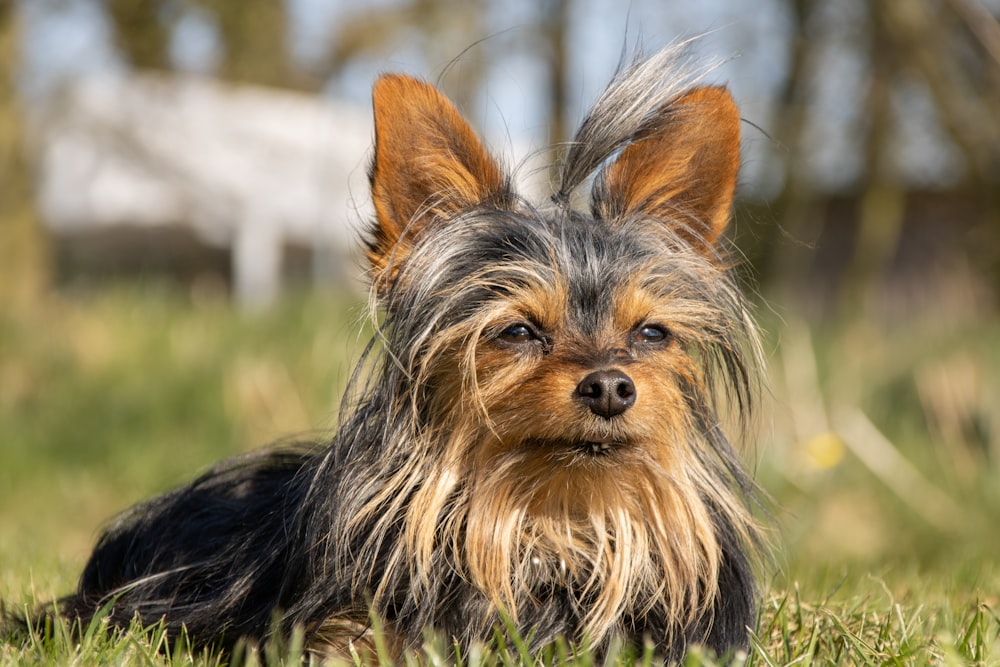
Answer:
593;86;740;250
368;74;508;290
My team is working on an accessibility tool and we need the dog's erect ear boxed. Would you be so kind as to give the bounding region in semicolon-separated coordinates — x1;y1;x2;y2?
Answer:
368;74;508;289
593;86;741;249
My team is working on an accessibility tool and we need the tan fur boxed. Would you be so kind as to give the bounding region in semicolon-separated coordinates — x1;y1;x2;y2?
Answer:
55;53;760;665
597;86;741;248
347;72;758;653
369;75;508;290
341;265;758;646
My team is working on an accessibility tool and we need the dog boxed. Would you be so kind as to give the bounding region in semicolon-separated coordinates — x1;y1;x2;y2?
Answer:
52;44;764;662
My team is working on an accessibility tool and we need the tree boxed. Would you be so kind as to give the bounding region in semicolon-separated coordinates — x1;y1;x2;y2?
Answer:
105;0;303;89
0;2;47;307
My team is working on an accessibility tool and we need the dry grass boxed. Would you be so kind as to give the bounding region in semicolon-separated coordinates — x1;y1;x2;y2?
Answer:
2;283;998;664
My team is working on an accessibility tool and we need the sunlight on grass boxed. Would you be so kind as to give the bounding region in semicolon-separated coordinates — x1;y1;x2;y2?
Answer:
2;284;998;664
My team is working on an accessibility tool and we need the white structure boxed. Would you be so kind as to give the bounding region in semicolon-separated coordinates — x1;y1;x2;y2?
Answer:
39;73;373;305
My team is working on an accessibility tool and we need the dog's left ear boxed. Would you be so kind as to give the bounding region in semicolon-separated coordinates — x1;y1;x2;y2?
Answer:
368;74;509;291
593;86;741;250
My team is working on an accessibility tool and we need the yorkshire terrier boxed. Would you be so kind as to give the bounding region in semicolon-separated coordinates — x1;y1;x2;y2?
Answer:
51;45;764;662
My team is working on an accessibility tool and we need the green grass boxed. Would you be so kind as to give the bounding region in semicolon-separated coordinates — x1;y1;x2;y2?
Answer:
2;283;999;665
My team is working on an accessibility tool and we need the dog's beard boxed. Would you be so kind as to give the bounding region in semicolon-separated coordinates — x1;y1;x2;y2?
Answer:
393;428;727;646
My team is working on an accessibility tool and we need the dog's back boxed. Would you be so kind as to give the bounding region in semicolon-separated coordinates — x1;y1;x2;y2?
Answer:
60;449;316;646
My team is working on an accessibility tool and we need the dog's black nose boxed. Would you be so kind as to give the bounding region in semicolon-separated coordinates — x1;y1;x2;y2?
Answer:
575;369;636;418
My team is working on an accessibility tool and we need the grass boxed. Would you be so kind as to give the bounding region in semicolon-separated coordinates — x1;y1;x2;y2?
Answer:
1;282;999;665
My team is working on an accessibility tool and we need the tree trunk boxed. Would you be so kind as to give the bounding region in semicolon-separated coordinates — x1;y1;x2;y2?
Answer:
0;3;47;307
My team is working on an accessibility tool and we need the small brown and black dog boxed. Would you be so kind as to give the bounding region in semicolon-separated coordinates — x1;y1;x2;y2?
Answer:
52;45;764;662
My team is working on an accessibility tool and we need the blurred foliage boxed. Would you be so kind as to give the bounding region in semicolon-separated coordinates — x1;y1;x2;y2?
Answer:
106;0;296;86
757;313;1000;581
0;286;366;598
2;0;997;315
100;0;574;140
0;2;47;308
755;0;1000;319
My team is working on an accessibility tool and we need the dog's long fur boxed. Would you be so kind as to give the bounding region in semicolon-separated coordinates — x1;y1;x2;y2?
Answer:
51;44;764;662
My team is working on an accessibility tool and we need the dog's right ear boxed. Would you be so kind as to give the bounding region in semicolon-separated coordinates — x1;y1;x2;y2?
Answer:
368;74;509;292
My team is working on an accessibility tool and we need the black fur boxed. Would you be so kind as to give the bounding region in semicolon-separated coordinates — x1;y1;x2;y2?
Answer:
58;445;756;662
28;44;765;663
54;214;761;662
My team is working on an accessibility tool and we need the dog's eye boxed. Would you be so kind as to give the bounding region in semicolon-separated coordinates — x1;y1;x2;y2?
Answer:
499;323;536;344
635;324;670;344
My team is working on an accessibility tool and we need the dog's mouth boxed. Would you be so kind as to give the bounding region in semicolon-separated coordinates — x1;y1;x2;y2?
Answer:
524;435;627;458
577;439;621;456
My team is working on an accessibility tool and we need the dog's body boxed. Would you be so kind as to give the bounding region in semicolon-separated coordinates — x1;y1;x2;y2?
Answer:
57;45;764;662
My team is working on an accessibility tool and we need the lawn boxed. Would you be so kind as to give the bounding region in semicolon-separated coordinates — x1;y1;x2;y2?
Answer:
1;284;998;664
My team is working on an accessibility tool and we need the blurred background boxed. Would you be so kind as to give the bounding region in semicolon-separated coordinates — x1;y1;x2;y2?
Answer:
1;0;998;605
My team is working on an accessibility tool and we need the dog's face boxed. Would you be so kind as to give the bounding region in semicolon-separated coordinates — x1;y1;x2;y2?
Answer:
366;74;749;493
359;72;759;640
